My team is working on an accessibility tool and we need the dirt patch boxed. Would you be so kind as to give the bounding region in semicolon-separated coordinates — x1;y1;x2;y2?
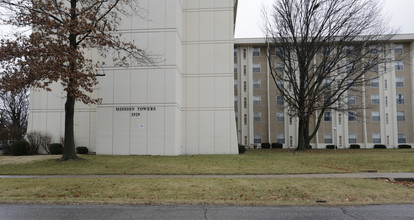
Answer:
0;155;60;165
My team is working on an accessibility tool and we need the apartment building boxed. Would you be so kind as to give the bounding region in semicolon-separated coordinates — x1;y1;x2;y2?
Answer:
28;0;239;155
234;35;414;149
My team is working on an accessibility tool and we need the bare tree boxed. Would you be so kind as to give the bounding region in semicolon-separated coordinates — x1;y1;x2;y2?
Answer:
0;89;29;143
0;0;153;160
264;0;395;150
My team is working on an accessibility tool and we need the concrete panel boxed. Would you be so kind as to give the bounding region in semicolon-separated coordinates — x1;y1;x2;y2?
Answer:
112;108;131;155
199;111;215;154
147;107;165;155
199;44;215;74
129;109;148;155
130;70;148;104
199;11;214;41
96;107;114;155
199;77;215;108
148;0;166;29
147;69;165;104
185;111;199;154
113;70;131;103
215;111;231;154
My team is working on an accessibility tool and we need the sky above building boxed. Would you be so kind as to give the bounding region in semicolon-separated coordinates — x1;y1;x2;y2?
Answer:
235;0;414;38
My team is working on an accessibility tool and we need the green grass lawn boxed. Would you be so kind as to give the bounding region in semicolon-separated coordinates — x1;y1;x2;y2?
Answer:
1;178;413;206
1;149;413;175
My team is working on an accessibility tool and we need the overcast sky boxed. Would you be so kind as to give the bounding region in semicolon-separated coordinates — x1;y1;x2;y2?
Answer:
235;0;414;38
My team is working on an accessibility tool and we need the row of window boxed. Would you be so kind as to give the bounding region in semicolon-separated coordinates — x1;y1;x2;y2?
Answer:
252;133;408;145
235;94;406;108
235;44;404;59
322;111;406;122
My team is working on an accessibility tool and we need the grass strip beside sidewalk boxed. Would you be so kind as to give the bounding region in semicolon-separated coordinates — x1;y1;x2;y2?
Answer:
1;149;413;175
1;178;413;206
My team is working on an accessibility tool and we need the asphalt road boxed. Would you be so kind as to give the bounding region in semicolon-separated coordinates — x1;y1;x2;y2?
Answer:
0;204;413;220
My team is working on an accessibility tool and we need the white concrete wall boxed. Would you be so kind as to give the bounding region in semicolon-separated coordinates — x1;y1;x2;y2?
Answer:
28;0;238;155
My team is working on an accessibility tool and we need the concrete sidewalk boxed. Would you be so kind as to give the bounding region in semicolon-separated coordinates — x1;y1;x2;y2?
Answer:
1;173;414;181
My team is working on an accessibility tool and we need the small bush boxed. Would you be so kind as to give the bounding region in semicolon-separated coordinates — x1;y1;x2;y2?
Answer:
2;144;11;155
349;144;361;149
272;143;283;149
76;146;89;154
11;140;29;156
398;144;412;149
261;143;271;149
26;131;51;155
373;144;387;149
49;143;63;155
238;144;246;154
326;145;336;149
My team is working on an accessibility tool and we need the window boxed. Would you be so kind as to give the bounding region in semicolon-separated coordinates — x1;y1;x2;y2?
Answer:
346;63;354;72
234;80;238;91
372;133;381;144
244;136;247;145
346;78;355;88
395;61;404;70
234;96;238;107
290;136;293;147
396;77;404;87
275;47;282;56
322;46;330;55
289;117;293;125
277;134;285;144
385;96;388;107
253;47;260;56
243;49;246;59
276;112;284;122
385;79;388;90
370;78;379;88
253;80;261;89
395;44;403;54
235;112;239;125
234;63;238;74
243;65;247;75
243;81;247;92
254;134;262;144
386;113;389;124
324;134;333;144
244;97;247;108
397;111;405;121
369;45;378;54
396;94;405;104
275;63;284;73
398;134;407;144
348;95;356;105
371;94;379;105
323;78;332;87
253;96;261;106
254;112;262;122
372;111;380;121
349;134;357;144
276;79;284;89
324;112;332;121
346;45;354;55
234;48;237;57
277;96;284;105
370;63;379;72
244;114;247;125
253;63;261;73
235;112;238;123
338;113;342;124
348;111;356;121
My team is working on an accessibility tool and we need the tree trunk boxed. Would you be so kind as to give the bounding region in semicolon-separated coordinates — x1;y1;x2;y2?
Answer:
296;118;306;150
61;92;77;160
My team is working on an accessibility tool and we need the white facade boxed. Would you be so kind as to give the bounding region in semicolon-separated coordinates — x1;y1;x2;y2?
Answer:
28;0;238;155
